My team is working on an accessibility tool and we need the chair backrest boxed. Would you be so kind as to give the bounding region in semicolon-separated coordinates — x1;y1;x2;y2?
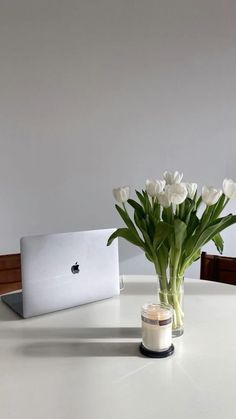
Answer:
0;253;21;295
200;252;236;285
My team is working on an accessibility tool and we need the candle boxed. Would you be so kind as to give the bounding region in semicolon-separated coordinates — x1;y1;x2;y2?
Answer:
141;303;173;353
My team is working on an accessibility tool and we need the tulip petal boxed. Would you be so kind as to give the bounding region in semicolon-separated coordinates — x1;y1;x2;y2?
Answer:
202;185;222;206
167;183;188;205
163;171;183;185
146;179;165;197
223;178;236;199
113;186;130;203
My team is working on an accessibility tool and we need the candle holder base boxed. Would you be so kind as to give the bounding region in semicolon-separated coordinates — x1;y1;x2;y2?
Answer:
139;343;174;358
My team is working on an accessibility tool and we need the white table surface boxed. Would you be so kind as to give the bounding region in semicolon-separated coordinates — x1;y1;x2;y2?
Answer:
0;276;236;419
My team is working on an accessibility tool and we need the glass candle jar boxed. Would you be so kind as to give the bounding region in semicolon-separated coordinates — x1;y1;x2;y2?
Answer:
141;303;174;357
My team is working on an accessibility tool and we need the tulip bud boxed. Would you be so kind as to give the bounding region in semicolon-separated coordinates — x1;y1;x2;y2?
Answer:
163;171;183;185
223;179;236;199
185;183;198;199
146;179;165;197
202;186;222;206
166;183;188;205
113;186;130;203
157;191;171;208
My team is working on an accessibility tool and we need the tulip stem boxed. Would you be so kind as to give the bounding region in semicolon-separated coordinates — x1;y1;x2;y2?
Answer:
157;271;184;332
122;203;128;213
222;198;230;211
176;205;179;217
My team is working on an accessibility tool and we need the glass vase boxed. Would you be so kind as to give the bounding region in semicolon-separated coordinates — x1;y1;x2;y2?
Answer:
157;275;184;338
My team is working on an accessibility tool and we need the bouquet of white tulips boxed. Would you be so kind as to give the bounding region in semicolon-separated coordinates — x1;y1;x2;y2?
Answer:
108;171;236;335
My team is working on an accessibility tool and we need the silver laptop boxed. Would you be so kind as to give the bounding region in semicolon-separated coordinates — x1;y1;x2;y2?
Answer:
2;228;119;318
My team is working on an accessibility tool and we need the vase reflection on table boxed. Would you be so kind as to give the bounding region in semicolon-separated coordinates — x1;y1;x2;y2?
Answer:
108;172;236;337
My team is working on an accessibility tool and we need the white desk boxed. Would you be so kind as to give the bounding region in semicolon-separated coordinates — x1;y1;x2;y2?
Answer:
0;276;236;419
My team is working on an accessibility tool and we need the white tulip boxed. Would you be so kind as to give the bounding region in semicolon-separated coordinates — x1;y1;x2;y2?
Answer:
185;183;198;199
166;183;188;205
146;179;165;197
113;186;130;203
157;191;171;208
163;171;183;185
223;179;236;199
202;185;222;206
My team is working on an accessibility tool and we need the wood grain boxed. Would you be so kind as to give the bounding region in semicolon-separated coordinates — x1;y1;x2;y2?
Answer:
200;252;236;285
0;253;21;295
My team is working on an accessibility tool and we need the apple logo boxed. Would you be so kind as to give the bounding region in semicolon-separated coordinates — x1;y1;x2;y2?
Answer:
71;262;80;274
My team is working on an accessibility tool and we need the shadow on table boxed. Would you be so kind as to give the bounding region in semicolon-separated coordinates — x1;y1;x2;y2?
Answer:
1;327;141;339
0;301;21;321
17;340;143;358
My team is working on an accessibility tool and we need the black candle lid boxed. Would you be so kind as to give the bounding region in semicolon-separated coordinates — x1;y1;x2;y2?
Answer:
139;343;174;358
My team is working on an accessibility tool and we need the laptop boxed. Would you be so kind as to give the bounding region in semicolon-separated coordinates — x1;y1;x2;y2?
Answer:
2;228;119;318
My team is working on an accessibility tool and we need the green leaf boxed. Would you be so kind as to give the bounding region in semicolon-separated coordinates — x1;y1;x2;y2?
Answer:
156;244;169;275
186;214;236;257
178;200;186;220
134;211;154;252
212;233;224;254
135;190;146;208
187;212;199;236
184;199;197;224
128;198;156;241
107;228;144;248
114;204;145;247
180;249;201;273
145;252;153;262
142;190;151;213
153;222;173;251
162;207;172;223
145;214;155;241
212;194;226;219
192;249;201;263
134;210;145;231
173;219;187;250
115;205;138;235
127;199;145;218
153;202;161;220
196;196;202;210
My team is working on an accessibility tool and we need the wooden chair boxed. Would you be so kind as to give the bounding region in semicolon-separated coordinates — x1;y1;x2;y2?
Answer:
200;252;236;285
0;254;22;295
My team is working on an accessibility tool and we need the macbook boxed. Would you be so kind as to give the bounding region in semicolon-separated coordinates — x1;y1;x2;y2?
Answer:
2;228;119;318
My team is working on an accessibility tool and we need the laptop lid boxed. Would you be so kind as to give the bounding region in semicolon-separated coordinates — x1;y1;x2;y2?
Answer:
20;228;119;318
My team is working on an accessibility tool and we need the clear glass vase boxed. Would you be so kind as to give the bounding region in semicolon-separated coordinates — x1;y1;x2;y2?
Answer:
157;276;184;338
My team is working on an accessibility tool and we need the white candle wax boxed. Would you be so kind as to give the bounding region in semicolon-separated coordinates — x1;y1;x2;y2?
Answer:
141;303;172;352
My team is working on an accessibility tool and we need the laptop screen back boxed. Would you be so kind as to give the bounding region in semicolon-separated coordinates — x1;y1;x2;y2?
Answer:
20;229;119;318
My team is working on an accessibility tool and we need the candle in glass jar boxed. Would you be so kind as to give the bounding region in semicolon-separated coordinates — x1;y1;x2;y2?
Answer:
141;303;172;352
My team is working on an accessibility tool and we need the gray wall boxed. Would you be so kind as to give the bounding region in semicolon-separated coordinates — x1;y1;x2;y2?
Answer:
1;0;236;277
